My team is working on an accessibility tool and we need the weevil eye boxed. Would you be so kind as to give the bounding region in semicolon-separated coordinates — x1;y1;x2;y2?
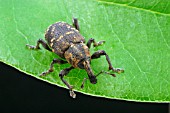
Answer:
78;61;84;69
77;58;85;69
78;57;91;69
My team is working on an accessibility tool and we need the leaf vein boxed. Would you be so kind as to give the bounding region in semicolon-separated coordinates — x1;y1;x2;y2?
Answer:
97;0;170;16
149;0;160;10
103;5;155;94
154;14;170;49
12;0;43;66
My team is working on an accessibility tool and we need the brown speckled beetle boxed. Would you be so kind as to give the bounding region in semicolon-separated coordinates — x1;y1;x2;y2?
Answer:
26;18;124;98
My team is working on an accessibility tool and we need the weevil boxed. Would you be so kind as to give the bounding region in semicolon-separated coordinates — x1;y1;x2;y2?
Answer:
26;18;124;98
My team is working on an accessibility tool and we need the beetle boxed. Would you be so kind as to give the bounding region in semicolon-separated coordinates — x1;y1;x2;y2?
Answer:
26;18;124;98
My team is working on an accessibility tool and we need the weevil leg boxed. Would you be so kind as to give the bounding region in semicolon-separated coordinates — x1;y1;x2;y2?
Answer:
72;17;80;31
40;58;67;76
91;50;124;74
59;66;76;98
26;38;52;51
86;38;105;49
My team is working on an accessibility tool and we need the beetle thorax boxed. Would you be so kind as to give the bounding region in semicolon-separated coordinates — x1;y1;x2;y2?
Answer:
64;43;91;68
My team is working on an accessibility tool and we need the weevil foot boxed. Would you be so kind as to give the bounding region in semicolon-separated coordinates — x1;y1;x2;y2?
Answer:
26;44;40;50
93;40;105;47
40;69;53;76
111;68;124;74
69;90;76;98
40;72;48;76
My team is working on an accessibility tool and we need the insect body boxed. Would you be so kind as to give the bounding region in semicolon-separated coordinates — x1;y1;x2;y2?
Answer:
26;18;124;98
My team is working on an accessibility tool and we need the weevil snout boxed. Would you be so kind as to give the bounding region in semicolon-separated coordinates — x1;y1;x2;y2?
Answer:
83;60;97;84
89;76;97;84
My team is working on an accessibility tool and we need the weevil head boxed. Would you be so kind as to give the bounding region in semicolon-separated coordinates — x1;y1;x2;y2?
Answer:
75;53;97;84
64;43;97;84
77;57;97;84
65;43;91;68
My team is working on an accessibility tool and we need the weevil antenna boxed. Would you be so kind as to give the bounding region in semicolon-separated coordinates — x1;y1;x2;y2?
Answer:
81;70;116;89
95;70;116;78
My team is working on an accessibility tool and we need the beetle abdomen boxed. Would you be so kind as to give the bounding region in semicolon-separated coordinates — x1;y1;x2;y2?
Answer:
45;22;85;58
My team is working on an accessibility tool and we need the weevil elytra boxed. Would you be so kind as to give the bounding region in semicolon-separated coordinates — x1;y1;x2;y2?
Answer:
26;18;124;98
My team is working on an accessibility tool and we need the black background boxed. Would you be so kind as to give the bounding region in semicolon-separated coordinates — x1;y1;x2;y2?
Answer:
0;62;168;113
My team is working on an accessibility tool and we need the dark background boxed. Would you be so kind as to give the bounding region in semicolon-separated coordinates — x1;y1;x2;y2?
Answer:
0;62;168;113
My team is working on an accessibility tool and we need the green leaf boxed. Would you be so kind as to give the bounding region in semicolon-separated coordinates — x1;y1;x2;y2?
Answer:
0;0;169;102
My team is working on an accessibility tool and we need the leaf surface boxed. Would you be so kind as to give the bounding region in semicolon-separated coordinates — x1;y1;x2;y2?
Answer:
0;0;170;102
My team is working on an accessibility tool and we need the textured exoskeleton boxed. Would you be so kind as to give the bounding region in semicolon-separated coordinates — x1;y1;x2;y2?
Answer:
26;18;124;98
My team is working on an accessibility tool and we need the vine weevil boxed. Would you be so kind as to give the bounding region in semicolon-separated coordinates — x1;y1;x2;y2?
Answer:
26;18;124;98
